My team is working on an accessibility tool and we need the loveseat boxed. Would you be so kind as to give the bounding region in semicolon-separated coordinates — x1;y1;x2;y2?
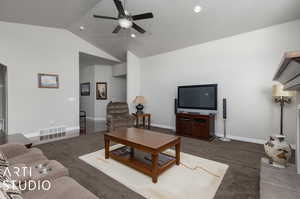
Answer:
0;143;98;199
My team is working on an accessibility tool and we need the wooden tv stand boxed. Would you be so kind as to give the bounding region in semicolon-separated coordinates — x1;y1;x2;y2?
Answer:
176;112;215;141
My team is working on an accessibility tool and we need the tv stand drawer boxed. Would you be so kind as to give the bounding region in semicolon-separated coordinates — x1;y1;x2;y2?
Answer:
176;113;215;141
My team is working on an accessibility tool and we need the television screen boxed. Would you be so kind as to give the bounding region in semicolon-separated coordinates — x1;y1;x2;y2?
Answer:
178;84;217;110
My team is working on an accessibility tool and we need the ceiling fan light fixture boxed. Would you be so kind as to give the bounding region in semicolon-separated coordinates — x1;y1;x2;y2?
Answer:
131;33;136;38
118;18;132;28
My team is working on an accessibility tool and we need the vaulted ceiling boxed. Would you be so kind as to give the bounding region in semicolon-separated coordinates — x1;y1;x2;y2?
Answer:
1;0;300;61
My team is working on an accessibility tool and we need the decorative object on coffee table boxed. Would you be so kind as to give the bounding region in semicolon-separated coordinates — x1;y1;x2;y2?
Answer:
133;113;151;129
104;128;181;183
264;135;291;168
133;96;145;114
272;84;294;135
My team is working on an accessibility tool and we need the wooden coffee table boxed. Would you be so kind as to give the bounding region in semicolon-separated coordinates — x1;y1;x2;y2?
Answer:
104;128;181;183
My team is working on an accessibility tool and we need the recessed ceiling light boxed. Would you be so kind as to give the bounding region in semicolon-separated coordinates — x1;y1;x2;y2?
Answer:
131;33;136;38
193;5;202;13
79;26;85;31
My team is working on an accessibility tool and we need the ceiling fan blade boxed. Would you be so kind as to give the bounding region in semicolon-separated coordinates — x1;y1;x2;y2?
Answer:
93;15;117;20
113;0;125;16
132;13;154;20
132;23;146;34
112;25;122;33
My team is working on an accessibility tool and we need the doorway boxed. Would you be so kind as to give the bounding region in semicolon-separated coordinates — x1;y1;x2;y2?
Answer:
79;52;126;134
0;64;7;135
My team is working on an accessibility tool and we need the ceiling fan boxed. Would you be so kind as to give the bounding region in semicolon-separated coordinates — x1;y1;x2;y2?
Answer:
93;0;153;34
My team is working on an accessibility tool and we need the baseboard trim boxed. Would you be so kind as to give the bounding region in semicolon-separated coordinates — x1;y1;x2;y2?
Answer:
151;124;175;131
24;126;80;138
215;133;266;144
86;117;106;121
151;123;266;145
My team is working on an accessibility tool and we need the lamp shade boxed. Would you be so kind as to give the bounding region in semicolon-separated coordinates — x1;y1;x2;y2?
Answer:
133;96;145;104
272;84;294;97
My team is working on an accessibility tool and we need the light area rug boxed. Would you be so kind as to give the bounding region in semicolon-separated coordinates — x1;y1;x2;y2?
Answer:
79;145;228;199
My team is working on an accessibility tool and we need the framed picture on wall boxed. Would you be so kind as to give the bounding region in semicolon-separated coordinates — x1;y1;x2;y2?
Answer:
96;82;107;100
80;83;90;96
38;73;59;88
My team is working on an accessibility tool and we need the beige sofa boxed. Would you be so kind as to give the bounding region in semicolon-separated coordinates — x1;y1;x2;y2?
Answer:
0;143;98;199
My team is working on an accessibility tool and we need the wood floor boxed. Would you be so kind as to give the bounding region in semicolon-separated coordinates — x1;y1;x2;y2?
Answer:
37;127;266;199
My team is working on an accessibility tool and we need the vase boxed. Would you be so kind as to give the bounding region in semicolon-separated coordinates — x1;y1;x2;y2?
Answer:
264;135;291;168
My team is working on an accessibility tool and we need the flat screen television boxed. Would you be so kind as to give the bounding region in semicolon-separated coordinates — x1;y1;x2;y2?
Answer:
178;84;218;110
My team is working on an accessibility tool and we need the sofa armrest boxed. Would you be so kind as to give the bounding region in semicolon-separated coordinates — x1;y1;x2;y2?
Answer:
0;144;29;159
128;115;136;124
106;115;113;123
129;115;136;121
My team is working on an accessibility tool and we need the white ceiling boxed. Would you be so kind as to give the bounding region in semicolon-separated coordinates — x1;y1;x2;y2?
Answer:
0;0;100;28
1;0;300;61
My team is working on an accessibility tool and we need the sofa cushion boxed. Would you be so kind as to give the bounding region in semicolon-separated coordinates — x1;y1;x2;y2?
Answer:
8;149;47;166
30;160;69;182
22;176;98;199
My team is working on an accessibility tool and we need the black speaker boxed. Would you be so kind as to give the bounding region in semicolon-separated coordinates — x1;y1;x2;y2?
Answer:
174;98;178;114
223;98;227;119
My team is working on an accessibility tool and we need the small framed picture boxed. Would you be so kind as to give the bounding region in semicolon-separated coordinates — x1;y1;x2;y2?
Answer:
96;82;107;100
80;83;90;96
38;73;59;88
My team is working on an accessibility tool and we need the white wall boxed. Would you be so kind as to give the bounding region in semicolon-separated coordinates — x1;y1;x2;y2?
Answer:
127;51;141;112
0;66;4;119
0;21;118;136
112;63;127;77
94;65;127;120
0;65;5;132
79;65;95;118
139;20;300;144
80;64;127;120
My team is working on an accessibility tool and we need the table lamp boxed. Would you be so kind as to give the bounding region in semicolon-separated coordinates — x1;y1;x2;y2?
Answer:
272;84;294;135
133;96;145;114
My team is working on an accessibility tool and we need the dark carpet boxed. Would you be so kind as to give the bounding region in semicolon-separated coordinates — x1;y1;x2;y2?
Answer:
37;128;265;199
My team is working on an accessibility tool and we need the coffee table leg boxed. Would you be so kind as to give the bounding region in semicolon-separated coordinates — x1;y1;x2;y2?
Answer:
136;117;139;128
175;142;180;165
152;153;158;183
105;138;110;159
